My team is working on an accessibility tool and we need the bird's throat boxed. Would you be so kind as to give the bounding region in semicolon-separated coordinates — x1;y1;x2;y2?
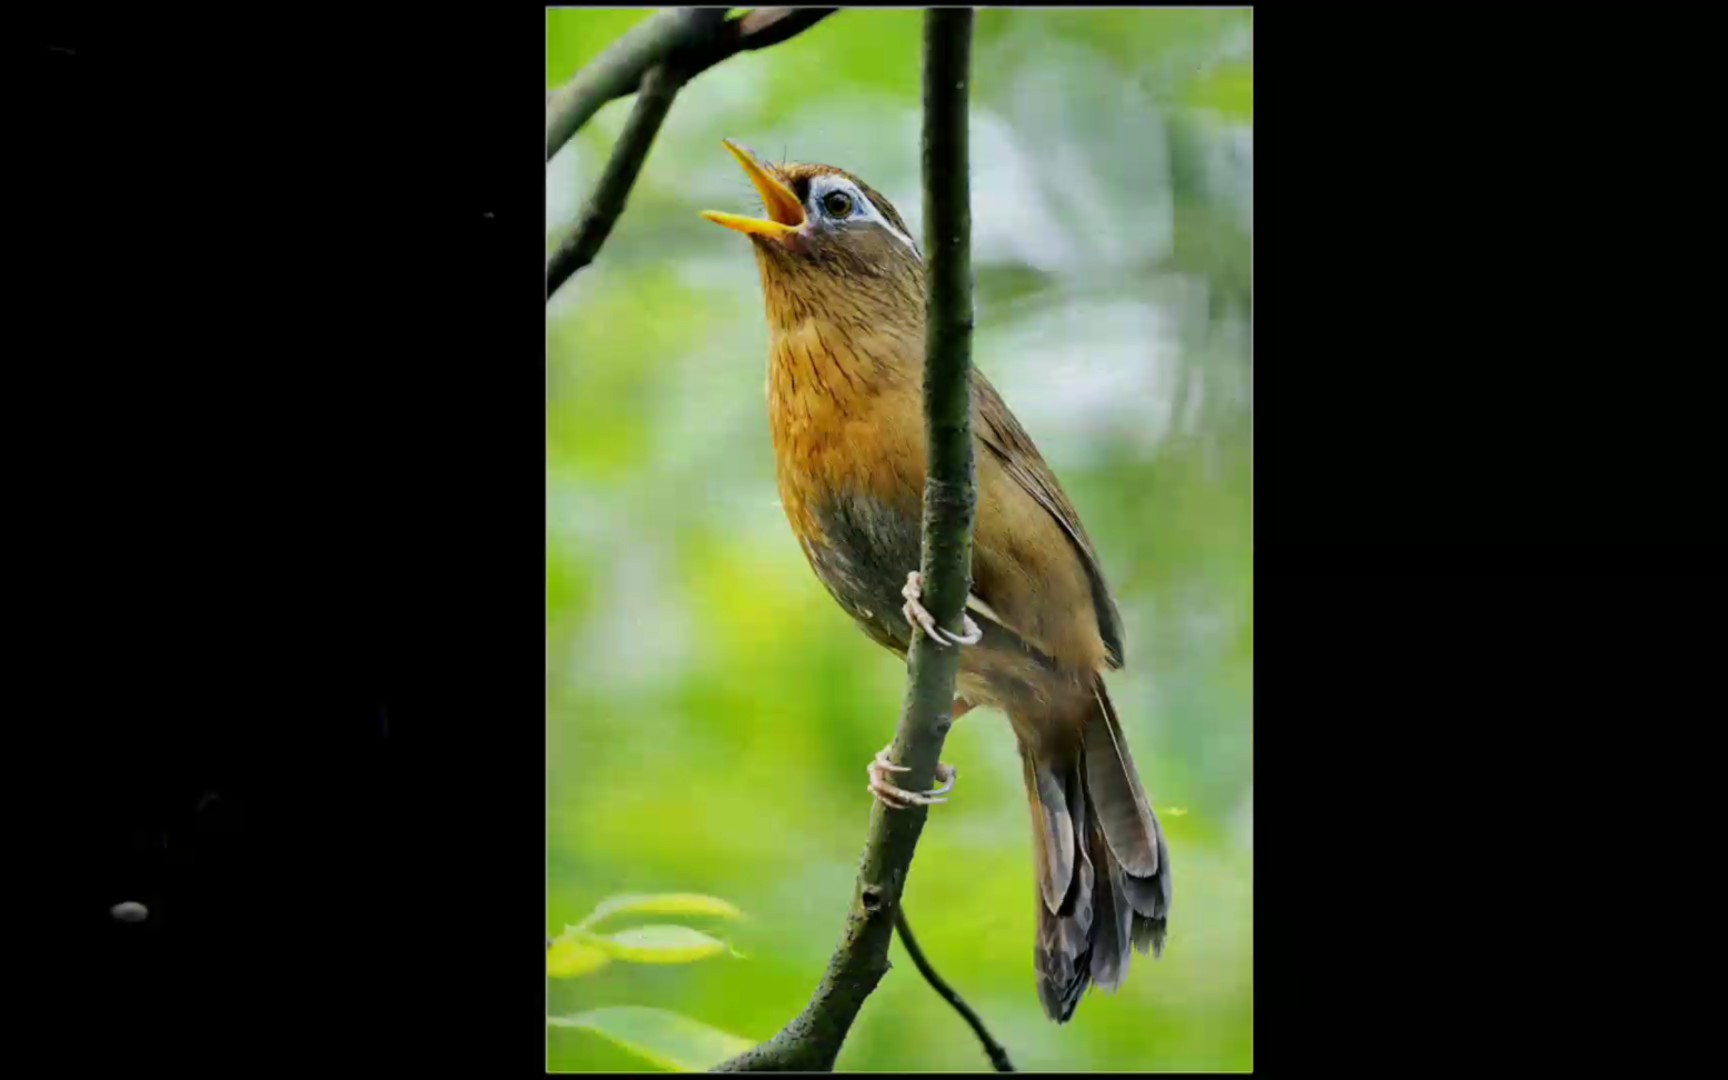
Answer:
767;316;921;414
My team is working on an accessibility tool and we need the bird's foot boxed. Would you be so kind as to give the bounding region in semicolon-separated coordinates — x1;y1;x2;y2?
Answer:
901;571;982;647
867;742;958;810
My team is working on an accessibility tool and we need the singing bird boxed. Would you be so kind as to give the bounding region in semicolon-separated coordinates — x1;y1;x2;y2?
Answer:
702;140;1171;1023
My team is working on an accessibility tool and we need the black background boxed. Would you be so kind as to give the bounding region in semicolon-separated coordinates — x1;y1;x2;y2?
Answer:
13;7;1718;1075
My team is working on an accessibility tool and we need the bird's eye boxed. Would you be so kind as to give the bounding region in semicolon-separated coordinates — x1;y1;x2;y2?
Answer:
821;190;855;219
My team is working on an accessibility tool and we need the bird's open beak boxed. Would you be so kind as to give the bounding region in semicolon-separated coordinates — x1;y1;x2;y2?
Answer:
701;139;805;243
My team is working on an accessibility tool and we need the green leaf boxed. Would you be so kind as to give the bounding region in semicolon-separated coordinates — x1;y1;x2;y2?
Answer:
547;933;612;978
550;1007;756;1072
581;924;734;964
582;892;744;927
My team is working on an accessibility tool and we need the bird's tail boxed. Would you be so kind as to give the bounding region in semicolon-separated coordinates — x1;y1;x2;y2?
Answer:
1018;679;1171;1023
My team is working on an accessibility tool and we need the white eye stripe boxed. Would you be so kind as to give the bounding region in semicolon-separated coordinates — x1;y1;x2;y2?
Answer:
808;175;918;254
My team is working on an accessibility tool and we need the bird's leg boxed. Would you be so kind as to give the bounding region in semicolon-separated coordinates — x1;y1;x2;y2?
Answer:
901;571;983;647
868;700;971;808
867;741;960;810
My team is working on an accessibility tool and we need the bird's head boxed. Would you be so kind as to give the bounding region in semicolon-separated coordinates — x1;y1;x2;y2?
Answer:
703;140;923;334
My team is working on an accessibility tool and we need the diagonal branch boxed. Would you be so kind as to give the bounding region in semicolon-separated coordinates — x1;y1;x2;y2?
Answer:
545;7;725;298
711;8;978;1072
546;59;686;297
546;7;837;162
545;8;837;299
894;906;1015;1072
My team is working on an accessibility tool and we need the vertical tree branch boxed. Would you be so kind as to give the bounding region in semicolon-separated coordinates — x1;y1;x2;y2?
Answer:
712;8;976;1072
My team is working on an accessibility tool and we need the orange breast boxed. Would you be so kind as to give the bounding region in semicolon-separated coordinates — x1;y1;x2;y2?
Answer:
768;320;923;546
767;318;1109;678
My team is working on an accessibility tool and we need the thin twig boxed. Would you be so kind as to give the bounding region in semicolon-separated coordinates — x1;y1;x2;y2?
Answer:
546;8;837;162
545;9;689;162
546;59;686;296
894;907;1015;1072
545;8;835;299
712;8;976;1072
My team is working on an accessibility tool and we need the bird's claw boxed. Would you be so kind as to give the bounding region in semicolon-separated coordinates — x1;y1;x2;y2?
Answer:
867;742;958;810
901;571;982;647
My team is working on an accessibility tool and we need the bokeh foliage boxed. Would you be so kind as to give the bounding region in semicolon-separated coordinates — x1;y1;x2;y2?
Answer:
550;892;755;1070
548;9;1252;1073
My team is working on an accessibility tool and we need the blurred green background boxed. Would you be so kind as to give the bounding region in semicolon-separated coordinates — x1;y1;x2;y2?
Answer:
548;8;1251;1073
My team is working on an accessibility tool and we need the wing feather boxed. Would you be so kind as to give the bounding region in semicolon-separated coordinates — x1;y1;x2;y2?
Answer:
970;370;1126;668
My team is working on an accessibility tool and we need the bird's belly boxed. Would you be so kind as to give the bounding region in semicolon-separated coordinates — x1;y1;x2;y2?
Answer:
772;402;1096;715
789;486;924;655
787;481;1083;718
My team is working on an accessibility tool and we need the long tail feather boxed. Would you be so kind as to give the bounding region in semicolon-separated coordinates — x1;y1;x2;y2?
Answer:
1020;680;1172;1022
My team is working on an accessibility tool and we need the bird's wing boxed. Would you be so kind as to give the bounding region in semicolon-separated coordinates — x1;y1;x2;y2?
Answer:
971;370;1126;669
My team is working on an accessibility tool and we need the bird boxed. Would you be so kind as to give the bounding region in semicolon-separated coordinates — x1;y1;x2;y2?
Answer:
702;139;1171;1023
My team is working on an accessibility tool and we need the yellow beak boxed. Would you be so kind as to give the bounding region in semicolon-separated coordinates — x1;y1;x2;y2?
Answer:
701;139;806;242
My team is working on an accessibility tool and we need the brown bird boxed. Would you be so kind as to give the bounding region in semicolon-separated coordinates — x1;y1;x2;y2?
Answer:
702;140;1170;1023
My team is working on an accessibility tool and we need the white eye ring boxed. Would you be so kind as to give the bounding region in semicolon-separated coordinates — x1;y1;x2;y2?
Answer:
806;176;919;254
